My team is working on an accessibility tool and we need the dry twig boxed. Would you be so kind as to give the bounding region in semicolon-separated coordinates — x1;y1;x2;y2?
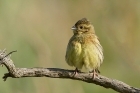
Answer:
0;49;139;93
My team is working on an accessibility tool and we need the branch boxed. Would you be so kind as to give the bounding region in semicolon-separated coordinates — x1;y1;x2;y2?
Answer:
0;50;139;93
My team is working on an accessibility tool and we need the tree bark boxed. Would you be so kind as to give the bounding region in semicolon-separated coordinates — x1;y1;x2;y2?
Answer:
0;49;139;93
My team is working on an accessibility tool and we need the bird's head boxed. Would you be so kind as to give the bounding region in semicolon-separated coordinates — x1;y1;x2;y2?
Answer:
71;18;95;35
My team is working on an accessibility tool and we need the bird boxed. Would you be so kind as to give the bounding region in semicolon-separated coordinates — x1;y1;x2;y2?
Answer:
65;18;104;79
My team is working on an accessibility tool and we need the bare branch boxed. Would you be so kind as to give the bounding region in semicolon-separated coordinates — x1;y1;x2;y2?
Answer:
0;49;139;93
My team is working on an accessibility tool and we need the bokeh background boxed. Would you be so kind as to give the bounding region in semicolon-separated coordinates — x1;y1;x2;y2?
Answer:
0;0;140;93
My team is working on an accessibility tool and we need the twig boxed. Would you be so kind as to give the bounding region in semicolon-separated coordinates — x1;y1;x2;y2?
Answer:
0;49;139;93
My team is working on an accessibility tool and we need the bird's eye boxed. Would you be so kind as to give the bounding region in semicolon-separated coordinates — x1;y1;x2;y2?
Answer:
79;26;83;29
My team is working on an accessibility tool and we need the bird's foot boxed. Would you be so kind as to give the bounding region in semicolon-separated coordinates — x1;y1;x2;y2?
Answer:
72;68;80;77
92;69;98;79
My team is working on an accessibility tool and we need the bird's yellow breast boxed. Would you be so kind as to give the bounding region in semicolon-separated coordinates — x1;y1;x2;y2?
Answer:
65;34;102;71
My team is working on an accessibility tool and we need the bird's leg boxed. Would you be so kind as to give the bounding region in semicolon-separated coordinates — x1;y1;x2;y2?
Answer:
72;68;80;77
92;69;98;79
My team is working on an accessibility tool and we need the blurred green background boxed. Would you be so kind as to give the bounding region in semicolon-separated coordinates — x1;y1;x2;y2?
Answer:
0;0;140;93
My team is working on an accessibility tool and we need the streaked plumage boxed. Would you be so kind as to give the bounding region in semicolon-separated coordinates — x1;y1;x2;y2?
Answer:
65;18;103;78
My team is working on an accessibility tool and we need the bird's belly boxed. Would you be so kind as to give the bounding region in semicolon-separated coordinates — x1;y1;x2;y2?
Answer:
67;42;100;70
72;43;83;69
82;44;100;71
66;42;83;69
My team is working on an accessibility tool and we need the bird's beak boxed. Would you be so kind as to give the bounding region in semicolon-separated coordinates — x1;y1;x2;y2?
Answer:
71;25;77;30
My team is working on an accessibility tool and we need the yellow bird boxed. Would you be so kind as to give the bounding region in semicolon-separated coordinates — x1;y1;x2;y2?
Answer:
65;18;104;79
